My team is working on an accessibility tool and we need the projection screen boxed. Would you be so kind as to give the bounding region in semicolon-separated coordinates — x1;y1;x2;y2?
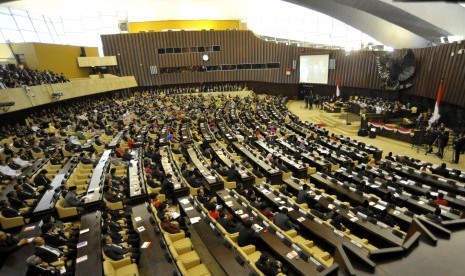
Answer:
299;54;329;84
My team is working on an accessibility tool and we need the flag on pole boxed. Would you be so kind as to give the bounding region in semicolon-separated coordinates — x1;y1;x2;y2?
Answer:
336;76;341;97
428;79;444;126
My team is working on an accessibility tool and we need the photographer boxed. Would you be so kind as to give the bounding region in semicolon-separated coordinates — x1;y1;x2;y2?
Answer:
453;132;465;164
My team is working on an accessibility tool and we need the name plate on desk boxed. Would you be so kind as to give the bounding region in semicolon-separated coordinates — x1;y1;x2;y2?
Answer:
351;240;363;248
314;218;323;224
76;255;88;264
333;229;344;237
310;257;322;267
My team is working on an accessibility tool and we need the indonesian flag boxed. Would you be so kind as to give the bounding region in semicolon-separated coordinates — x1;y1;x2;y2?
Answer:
336;77;341;97
428;79;444;126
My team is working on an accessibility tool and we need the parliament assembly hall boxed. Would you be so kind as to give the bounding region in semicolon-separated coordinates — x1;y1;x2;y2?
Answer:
1;0;465;275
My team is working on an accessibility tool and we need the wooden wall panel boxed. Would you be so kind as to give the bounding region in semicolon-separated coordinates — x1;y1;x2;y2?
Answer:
102;31;465;107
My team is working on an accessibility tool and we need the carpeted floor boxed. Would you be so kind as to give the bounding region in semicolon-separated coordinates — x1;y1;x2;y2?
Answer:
187;224;227;276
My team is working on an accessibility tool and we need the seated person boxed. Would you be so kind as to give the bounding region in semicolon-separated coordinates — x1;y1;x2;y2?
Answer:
237;219;259;247
433;193;448;206
0;231;28;265
149;193;164;209
375;209;397;227
7;191;31;210
252;165;264;178
196;187;212;205
330;215;346;231
160;216;182;234
354;200;374;217
259;203;276;221
33;237;73;264
41;223;76;249
255;252;283;276
227;163;242;183
279;184;292;198
276;160;290;173
310;203;334;221
218;211;239;233
102;224;139;248
34;169;52;189
367;158;378;168
1;199;29;218
102;235;140;264
63;186;85;213
0;159;21;178
26;255;73;276
425;207;442;224
296;184;311;204
146;174;160;189
160;174;175;203
208;204;220;220
433;163;449;178
103;185;127;204
274;208;298;231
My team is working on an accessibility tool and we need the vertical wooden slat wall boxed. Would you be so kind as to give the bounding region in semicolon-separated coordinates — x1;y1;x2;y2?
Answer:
101;31;465;107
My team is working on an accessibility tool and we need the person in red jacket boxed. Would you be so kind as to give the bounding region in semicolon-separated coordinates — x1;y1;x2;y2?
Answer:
433;193;448;206
208;204;220;220
127;138;135;150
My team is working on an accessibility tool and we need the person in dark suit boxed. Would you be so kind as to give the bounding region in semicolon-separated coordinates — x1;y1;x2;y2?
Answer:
276;160;290;173
227;163;242;183
274;208;298;231
385;152;395;161
296;184;311;204
425;207;442;224
433;163;449;178
26;255;70;276
255;252;282;276
33;237;67;263
375;209;397;227
354;200;374;217
252;165;264;178
102;224;139;247
160;173;175;203
0;231;28;267
310;203;334;221
330;215;346;231
7;191;29;210
0;199;22;218
15;184;39;200
41;223;76;249
103;185;127;204
33;169;51;188
237;220;259;247
102;235;140;264
218;211;239;233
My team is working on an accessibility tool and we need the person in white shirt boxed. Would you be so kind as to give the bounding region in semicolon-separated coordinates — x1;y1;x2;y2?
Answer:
0;159;21;178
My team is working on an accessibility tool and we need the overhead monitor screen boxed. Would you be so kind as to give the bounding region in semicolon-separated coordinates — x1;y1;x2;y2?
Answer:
299;54;329;84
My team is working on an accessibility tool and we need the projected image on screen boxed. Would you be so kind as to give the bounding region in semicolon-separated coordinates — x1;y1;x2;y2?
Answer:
299;54;329;84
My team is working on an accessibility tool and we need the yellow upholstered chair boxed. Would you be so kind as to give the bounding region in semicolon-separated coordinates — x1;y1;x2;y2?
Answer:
282;171;293;180
0;213;25;230
103;259;139;276
104;198;124;210
55;198;78;219
168;244;200;266
176;259;210;276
